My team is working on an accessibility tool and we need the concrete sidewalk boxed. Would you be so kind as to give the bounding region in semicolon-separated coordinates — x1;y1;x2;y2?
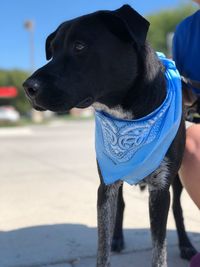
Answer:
0;120;199;267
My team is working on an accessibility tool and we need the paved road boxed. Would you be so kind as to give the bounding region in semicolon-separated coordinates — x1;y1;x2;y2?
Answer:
0;120;199;267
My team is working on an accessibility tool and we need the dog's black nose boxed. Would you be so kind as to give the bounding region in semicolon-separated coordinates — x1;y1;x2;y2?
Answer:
23;79;41;99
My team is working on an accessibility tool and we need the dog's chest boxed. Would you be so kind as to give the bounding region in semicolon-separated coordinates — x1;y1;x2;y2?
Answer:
143;157;170;191
94;103;173;191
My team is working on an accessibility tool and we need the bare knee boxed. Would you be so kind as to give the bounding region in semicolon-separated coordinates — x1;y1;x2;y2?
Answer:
184;125;200;161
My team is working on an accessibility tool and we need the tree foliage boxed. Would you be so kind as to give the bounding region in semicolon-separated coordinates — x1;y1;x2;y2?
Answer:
0;69;30;114
147;5;197;55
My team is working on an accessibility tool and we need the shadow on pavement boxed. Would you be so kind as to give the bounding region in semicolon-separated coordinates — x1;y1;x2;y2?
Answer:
0;224;199;267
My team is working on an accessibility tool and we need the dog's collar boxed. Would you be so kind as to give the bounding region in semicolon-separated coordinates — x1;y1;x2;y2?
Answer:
95;53;182;185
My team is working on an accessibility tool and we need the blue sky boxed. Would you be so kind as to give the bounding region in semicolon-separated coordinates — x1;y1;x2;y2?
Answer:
0;0;192;71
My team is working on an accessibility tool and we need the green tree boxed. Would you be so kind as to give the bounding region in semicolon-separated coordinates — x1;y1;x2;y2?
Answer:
147;5;197;55
0;69;30;114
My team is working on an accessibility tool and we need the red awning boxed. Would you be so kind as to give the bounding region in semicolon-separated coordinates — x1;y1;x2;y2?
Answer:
0;87;18;98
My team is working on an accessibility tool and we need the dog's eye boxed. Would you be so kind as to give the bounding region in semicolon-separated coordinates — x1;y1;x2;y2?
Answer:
74;41;86;52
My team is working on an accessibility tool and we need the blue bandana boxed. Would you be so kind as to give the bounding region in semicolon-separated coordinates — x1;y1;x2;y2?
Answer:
95;53;182;185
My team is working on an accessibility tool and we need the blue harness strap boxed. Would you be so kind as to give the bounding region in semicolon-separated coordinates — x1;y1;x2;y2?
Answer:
95;54;182;185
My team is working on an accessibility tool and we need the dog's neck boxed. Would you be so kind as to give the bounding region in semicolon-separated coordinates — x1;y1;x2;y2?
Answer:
93;45;166;120
92;103;134;119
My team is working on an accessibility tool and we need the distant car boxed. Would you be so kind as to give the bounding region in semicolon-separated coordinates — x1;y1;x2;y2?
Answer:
0;106;20;122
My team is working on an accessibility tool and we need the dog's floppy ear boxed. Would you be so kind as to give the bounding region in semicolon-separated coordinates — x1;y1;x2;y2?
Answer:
100;5;150;46
45;30;57;60
114;5;150;45
45;23;64;60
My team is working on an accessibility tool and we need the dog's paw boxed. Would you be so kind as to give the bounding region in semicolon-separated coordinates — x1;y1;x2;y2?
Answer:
111;237;125;253
180;246;198;260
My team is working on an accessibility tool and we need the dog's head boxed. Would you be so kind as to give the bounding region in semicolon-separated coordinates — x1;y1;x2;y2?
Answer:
23;5;149;112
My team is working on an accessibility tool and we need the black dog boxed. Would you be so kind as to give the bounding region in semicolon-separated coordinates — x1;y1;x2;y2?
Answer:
23;5;197;267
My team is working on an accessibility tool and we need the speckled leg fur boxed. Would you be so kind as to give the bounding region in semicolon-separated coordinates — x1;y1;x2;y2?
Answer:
97;181;121;267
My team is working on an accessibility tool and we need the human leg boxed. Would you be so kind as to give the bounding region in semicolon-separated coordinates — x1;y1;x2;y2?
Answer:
179;124;200;209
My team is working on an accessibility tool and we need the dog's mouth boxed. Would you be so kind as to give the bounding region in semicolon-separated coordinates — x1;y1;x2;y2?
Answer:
33;104;47;111
27;94;94;112
75;97;94;109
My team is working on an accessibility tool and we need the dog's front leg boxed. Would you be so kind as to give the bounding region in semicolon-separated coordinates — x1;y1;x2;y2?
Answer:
97;181;121;267
112;183;125;252
149;188;170;267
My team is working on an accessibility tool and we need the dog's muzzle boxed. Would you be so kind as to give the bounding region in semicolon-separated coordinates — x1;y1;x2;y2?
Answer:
23;78;47;111
23;78;41;100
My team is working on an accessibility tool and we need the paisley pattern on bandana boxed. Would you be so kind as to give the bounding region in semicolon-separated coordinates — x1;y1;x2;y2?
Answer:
95;53;182;185
101;119;153;163
97;114;159;163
